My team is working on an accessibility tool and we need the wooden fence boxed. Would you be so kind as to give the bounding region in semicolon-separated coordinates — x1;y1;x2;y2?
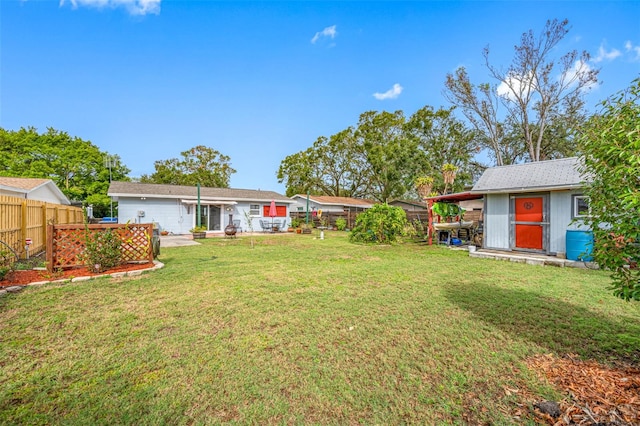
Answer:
0;195;84;264
47;223;154;271
290;210;432;230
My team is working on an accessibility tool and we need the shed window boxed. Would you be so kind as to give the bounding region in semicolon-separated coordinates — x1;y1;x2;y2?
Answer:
572;195;590;218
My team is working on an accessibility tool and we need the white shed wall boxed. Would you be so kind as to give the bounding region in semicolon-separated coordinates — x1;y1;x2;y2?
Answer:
549;189;589;255
484;193;510;250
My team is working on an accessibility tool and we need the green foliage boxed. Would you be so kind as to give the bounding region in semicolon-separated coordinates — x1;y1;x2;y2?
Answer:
278;106;477;201
140;145;236;188
189;225;207;233
0;127;130;211
83;229;123;273
578;78;640;301
432;202;465;220
335;217;347;231
0;248;16;281
290;217;301;228
349;204;407;244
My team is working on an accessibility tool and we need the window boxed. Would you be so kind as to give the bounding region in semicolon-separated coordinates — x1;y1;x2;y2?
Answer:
572;195;590;218
249;204;260;216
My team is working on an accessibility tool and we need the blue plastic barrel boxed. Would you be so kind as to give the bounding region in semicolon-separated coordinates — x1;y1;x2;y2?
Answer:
566;230;594;261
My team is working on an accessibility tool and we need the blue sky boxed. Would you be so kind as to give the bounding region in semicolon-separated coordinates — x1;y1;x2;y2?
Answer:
2;1;639;194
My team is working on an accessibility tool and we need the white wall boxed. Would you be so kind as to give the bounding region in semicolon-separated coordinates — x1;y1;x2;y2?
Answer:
484;193;510;250
117;198;291;234
549;189;589;255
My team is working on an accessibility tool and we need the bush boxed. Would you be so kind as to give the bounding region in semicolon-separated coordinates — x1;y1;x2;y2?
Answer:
84;229;122;273
335;218;347;231
349;204;407;244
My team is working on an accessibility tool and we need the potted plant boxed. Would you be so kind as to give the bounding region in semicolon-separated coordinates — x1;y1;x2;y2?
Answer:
190;225;207;239
415;176;434;199
442;164;457;194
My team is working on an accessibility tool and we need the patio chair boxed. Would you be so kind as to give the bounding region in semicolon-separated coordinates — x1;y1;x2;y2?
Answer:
259;219;271;232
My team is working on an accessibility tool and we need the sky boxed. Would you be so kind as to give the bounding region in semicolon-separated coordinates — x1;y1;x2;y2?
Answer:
1;0;639;194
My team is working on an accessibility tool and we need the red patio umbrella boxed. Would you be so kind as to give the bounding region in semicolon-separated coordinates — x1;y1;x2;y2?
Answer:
268;199;277;229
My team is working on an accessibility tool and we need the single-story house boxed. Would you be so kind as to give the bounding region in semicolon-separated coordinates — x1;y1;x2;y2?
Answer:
107;181;295;235
0;177;71;205
470;157;590;256
290;195;376;214
389;199;429;212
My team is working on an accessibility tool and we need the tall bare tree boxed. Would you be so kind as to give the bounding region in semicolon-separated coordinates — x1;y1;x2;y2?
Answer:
445;19;599;164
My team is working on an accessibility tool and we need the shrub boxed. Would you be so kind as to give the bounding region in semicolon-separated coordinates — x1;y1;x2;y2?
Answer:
335;218;347;231
349;204;407;244
84;229;122;273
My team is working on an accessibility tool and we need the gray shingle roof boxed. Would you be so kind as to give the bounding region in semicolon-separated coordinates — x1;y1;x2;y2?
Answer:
471;157;589;194
108;181;292;203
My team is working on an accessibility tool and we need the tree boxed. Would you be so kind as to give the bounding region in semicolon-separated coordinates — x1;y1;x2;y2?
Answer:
0;127;130;216
405;106;478;195
355;110;416;202
277;128;370;197
445;19;598;165
140;145;235;188
578;79;640;301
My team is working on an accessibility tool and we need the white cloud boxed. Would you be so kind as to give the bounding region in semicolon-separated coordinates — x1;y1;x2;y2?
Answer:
625;40;640;61
593;43;621;63
564;59;598;91
496;71;533;101
373;83;403;100
311;25;337;44
59;0;161;15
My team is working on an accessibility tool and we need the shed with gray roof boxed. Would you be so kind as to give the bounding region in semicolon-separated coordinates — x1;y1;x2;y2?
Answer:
108;181;294;235
470;157;591;256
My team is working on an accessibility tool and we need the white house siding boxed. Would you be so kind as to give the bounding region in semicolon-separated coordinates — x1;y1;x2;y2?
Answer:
291;199;344;213
30;186;68;204
118;198;193;234
484;193;510;250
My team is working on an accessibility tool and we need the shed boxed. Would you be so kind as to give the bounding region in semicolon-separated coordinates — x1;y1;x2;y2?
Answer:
470;157;590;256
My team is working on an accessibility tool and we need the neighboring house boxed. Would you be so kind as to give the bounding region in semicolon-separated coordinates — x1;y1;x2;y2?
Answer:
0;177;71;205
289;195;376;214
107;181;295;234
470;157;590;256
389;199;428;212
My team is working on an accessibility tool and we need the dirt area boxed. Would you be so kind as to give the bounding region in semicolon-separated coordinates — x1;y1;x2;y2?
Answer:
1;262;155;287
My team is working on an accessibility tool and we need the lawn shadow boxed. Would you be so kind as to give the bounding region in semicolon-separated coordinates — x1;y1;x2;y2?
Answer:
444;282;640;366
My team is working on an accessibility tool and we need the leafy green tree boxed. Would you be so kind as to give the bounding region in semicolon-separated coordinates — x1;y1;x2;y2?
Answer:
405;106;477;195
349;203;407;244
0;127;129;216
445;19;598;165
140;145;235;188
355;110;416;202
578;79;640;301
277;128;370;197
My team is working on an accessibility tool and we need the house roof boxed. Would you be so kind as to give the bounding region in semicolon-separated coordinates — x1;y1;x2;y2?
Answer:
0;177;70;205
0;177;51;192
108;181;294;203
471;157;588;194
292;194;376;208
389;199;428;208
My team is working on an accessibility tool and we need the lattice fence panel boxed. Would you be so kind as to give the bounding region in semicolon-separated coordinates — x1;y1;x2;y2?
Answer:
48;224;153;271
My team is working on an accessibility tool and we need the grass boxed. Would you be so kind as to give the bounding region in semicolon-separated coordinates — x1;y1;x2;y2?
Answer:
1;232;639;424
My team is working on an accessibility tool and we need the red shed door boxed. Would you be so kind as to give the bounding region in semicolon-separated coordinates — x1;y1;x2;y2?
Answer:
514;197;544;250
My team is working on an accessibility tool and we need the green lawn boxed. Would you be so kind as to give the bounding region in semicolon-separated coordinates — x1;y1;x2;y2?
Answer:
1;232;639;425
